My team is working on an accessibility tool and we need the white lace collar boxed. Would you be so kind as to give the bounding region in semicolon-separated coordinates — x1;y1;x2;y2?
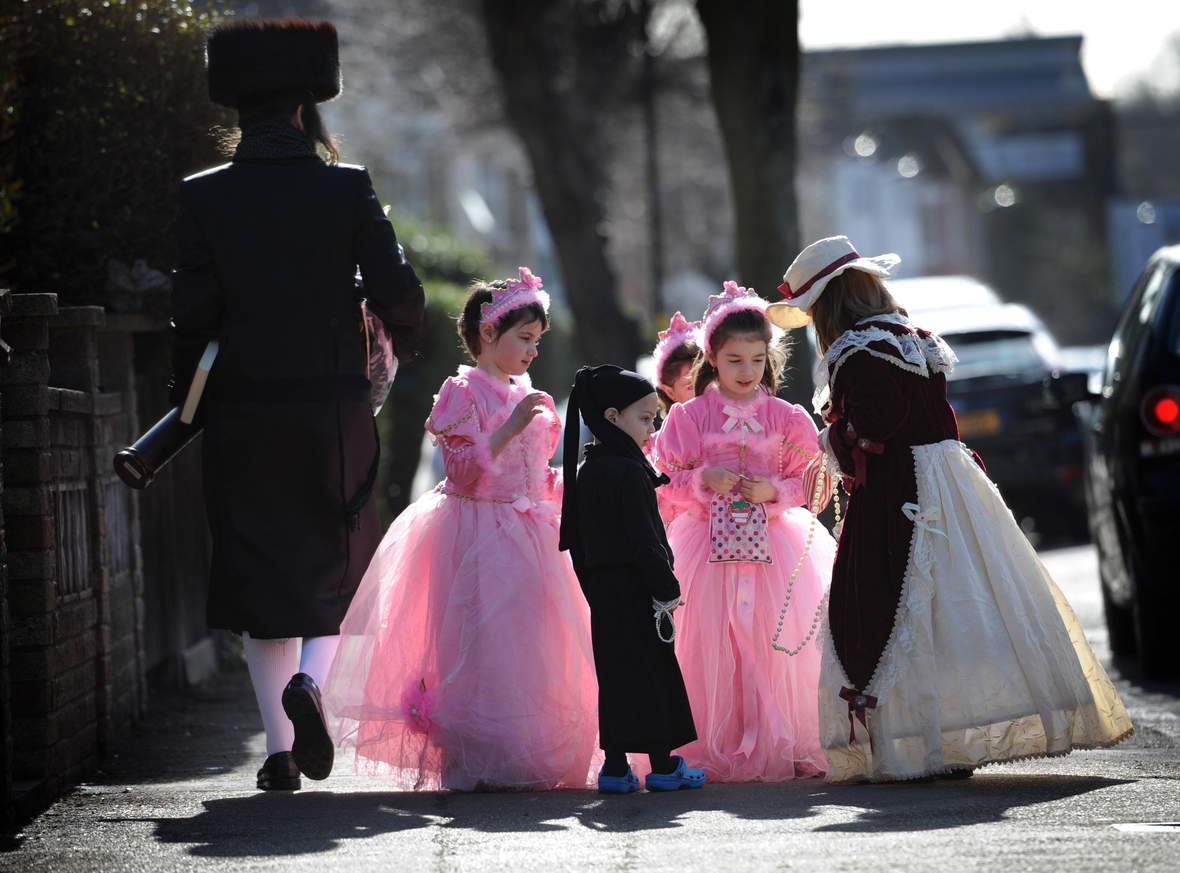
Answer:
812;313;957;413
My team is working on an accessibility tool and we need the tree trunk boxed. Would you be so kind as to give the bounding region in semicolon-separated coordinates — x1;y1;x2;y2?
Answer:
480;0;645;367
695;0;812;407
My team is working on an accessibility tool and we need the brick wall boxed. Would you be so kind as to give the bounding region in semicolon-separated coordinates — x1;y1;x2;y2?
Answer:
2;292;63;820
0;293;219;825
0;298;147;823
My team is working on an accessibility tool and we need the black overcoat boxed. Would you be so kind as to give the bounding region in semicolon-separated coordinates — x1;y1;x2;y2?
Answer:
573;445;697;753
170;154;425;639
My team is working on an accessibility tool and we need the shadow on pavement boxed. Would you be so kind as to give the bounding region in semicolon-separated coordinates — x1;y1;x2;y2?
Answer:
802;774;1132;833
1110;655;1180;701
128;792;439;857
97;670;262;787
572;774;1133;835
111;773;1131;856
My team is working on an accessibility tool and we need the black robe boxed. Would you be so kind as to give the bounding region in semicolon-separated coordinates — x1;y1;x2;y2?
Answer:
573;445;697;752
170;155;425;639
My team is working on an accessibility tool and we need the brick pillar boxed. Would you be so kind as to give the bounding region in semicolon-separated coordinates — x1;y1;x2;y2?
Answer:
45;308;106;779
0;292;59;818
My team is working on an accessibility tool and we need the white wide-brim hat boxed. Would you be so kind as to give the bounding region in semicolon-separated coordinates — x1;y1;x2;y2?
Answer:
766;235;901;329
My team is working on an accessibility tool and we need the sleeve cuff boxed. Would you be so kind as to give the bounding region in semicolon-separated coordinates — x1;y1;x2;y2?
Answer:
692;467;714;507
764;476;804;513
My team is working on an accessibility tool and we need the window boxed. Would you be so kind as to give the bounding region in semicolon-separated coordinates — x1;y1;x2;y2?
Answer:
1161;268;1180;357
1103;263;1160;394
940;330;1047;381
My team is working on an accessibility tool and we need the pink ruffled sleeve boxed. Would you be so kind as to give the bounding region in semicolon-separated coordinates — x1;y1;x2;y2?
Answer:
425;378;498;491
652;403;710;514
762;404;819;513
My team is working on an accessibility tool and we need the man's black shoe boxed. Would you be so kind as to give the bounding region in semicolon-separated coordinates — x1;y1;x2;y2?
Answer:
282;673;335;781
257;751;301;791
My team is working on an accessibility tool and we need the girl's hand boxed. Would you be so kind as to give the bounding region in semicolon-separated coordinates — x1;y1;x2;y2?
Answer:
740;476;777;504
702;466;740;494
491;392;548;457
506;392;548;434
653;596;683;614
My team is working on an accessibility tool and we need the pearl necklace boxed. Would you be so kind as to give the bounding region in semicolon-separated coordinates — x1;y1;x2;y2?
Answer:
653;598;681;643
771;453;843;656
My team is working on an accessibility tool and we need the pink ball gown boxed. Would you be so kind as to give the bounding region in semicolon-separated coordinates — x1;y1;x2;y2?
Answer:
653;383;835;781
323;365;598;790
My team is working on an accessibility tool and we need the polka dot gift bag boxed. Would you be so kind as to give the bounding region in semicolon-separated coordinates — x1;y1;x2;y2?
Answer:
708;487;773;564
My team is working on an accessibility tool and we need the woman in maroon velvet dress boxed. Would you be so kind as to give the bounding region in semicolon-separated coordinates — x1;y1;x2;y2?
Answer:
767;236;1132;783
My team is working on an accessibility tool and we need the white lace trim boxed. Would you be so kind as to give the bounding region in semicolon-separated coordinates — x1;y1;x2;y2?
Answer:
862;441;944;707
827;730;1136;785
817;427;848;479
812;314;958;414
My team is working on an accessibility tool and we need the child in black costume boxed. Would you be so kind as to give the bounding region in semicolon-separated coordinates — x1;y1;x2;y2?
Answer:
559;365;705;793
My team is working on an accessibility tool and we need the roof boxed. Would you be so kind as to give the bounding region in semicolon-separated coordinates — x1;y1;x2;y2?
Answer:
916;303;1047;337
803;36;1095;117
888;276;1004;313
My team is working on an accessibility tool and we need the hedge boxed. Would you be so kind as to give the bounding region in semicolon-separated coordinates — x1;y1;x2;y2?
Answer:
1;1;230;302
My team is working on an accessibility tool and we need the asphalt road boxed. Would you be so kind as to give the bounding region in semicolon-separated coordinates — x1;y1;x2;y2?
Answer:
3;545;1178;872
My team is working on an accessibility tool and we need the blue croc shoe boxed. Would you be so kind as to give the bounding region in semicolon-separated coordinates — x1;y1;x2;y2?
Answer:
645;757;706;792
598;766;641;794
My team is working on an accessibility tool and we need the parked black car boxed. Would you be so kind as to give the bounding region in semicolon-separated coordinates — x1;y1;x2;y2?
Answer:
885;280;1090;539
1070;244;1180;678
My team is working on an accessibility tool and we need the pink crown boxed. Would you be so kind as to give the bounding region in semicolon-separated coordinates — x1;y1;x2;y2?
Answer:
652;311;702;379
701;280;769;353
479;267;552;326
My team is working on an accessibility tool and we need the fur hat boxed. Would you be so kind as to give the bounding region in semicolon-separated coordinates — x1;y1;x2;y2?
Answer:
206;19;342;109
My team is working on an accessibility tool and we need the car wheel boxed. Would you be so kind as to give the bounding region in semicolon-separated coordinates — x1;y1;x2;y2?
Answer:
1100;582;1136;657
1131;562;1180;679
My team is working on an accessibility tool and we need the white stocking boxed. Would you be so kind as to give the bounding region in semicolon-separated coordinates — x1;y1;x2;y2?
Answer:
299;635;341;689
241;633;298;756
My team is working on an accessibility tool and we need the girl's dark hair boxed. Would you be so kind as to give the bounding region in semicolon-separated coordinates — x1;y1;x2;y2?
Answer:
692;308;787;396
810;270;908;355
457;279;550;361
656;341;699;416
235;89;340;162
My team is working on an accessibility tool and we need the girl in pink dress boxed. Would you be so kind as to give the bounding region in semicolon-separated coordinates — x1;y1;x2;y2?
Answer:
650;312;701;526
653;281;836;782
322;268;598;791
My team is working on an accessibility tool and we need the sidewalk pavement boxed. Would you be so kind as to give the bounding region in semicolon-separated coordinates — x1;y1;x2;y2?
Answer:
2;663;1178;873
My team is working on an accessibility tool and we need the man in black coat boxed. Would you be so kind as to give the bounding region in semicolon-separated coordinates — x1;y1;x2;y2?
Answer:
170;19;426;791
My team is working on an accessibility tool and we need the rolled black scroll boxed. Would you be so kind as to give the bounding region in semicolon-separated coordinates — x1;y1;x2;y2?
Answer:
113;407;202;489
114;340;217;489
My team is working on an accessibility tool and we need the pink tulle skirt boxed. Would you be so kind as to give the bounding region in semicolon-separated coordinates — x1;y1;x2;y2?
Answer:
322;489;599;790
667;506;835;782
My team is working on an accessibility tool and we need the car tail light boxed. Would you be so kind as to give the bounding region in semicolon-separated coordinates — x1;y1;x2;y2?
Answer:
1141;385;1180;436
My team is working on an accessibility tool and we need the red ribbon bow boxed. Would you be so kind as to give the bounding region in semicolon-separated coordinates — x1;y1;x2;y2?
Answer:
841;425;884;491
839;686;878;745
